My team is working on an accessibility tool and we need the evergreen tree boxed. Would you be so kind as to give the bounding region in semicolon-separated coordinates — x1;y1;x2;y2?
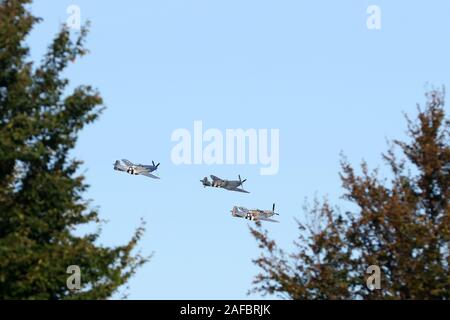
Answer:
250;89;449;299
0;0;148;299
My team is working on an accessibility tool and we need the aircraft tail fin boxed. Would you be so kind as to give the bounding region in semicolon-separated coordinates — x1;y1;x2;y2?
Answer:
231;206;239;217
201;177;211;187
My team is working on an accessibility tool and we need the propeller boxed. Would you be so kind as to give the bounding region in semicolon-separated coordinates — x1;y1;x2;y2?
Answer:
152;161;160;168
272;203;279;215
238;174;247;186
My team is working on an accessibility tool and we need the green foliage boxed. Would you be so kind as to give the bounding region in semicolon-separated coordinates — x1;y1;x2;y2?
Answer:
0;0;148;299
250;89;450;299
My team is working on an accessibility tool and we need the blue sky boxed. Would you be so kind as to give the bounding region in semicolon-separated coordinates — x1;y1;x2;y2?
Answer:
27;1;450;299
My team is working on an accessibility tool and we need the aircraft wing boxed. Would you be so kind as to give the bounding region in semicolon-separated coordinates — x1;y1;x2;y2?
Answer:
121;159;134;167
233;188;250;194
210;175;222;182
140;171;160;179
258;217;279;223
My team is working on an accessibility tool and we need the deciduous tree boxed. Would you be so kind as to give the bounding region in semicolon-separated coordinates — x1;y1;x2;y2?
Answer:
251;89;449;299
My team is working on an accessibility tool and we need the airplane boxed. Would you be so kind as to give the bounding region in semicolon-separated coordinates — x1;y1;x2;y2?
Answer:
113;159;160;179
231;203;279;223
200;175;250;193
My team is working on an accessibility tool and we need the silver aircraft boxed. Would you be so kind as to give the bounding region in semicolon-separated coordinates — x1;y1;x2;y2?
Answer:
113;159;160;179
200;175;249;193
231;203;279;223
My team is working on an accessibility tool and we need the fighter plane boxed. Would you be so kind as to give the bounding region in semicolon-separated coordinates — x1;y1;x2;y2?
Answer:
113;159;160;179
231;203;279;222
200;175;250;193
